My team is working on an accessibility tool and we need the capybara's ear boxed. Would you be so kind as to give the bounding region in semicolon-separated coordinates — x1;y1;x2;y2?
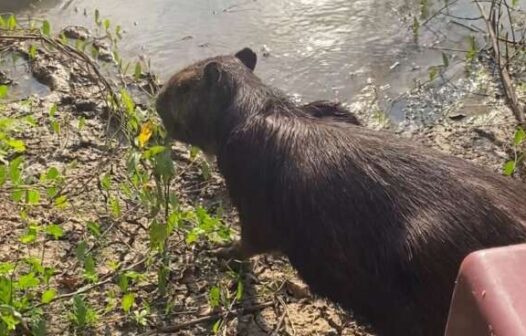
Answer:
235;47;257;71
203;61;222;85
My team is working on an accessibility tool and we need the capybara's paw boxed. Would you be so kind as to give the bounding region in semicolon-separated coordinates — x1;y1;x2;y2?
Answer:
210;241;244;261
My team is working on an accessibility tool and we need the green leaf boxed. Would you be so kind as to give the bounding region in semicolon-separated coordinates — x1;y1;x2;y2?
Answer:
6;139;26;152
18;272;40;289
0;165;6;187
109;197;121;217
185;228;201;244
78;116;86;130
0;312;18;331
514;127;526;146
103;19;110;31
212;319;222;334
236;279;244;301
11;189;24;202
9;156;23;185
121;293;135;313
127;151;141;173
45;224;64;240
503;160;516;176
7;15;17;30
20;227;38;244
72;295;88;327
28;44;37;60
167;211;181;232
118;273;129;293
75;241;88;262
143;145;166;159
46;167;60;181
149;220;167;251
0;85;8;99
46;186;59;198
86;221;101;238
94;9;101;25
26;189;40;205
466;35;477;62
41;288;57;303
25;257;44;274
209;286;221;308
31;318;46;336
190;146;200;159
41;20;51;36
134;62;142;80
0;277;13;304
200;160;211;180
83;255;98;282
120;89;135;116
100;173;111;191
42;267;55;285
51;120;60;134
512;0;518;6
49;104;57;118
0;16;5;29
22;115;37;126
153;149;175;181
115;25;122;39
0;262;15;275
59;33;68;45
91;46;99;59
54;195;68;209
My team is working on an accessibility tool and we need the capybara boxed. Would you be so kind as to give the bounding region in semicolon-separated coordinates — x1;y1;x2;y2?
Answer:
155;47;526;336
301;100;361;125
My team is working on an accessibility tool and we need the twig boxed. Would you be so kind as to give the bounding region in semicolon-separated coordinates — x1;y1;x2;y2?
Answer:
143;301;274;335
503;0;516;44
450;19;484;33
31;256;147;309
475;0;525;125
271;299;287;336
421;0;460;27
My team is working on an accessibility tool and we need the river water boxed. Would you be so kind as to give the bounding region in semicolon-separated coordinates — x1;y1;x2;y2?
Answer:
3;0;486;115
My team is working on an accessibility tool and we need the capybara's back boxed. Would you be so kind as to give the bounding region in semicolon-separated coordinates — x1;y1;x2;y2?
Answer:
155;48;526;336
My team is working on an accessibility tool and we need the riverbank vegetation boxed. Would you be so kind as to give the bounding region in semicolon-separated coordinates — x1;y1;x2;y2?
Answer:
0;0;525;335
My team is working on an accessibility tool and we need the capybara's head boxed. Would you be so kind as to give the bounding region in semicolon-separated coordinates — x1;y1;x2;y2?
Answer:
156;47;257;154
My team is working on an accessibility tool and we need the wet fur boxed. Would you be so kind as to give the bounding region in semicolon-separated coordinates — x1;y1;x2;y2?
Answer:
156;48;526;336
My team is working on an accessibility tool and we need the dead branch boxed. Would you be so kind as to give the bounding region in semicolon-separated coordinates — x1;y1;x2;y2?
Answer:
475;0;525;125
143;301;274;335
31;256;147;310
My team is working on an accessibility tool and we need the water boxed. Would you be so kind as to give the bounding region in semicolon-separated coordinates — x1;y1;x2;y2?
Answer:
3;0;488;112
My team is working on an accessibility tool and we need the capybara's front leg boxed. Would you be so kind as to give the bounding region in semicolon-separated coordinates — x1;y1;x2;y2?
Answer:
213;218;278;260
213;240;254;260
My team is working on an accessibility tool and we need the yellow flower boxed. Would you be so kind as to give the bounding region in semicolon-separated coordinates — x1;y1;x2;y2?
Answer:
137;121;154;148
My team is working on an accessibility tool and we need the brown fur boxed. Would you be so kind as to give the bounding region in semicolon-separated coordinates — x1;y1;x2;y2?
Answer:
156;48;526;336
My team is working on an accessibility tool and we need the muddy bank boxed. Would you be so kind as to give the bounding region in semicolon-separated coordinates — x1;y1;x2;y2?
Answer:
1;23;525;336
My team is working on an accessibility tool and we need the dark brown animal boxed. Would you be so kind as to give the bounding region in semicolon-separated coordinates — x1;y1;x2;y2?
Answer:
301;100;361;125
155;47;526;336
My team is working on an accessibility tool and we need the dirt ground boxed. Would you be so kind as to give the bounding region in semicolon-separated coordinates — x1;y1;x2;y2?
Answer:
0;34;524;336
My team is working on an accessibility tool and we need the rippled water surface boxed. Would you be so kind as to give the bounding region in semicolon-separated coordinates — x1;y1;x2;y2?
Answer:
4;0;485;107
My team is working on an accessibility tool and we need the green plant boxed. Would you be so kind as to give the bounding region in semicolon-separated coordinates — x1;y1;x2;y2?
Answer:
503;127;525;176
0;11;240;335
69;295;98;328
